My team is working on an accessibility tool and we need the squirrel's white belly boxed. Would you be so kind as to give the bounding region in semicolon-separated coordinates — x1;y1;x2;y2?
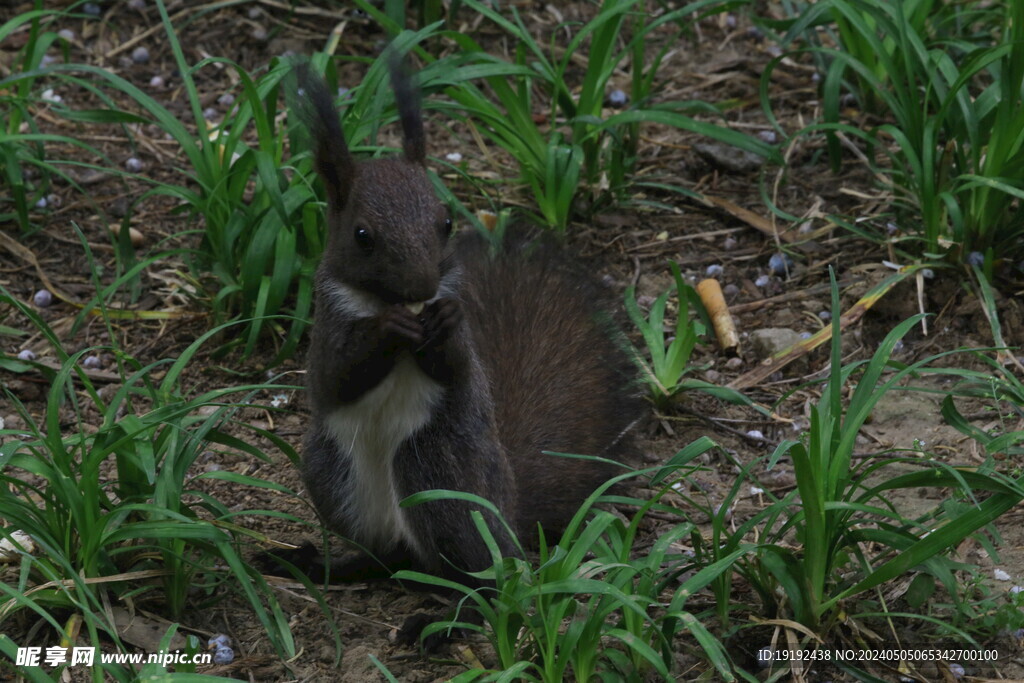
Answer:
322;354;442;553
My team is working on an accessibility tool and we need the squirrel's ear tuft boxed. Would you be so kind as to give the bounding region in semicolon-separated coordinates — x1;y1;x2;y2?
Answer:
295;63;355;210
388;52;426;165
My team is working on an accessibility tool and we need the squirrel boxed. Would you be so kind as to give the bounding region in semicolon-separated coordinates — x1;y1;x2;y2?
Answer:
297;59;643;583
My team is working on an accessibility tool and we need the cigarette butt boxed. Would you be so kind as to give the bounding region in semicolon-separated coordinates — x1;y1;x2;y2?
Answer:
111;223;145;247
697;278;739;353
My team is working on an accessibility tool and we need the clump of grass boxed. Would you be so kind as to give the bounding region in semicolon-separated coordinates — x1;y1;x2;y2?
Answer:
0;0;321;359
686;271;1024;677
389;439;747;681
939;267;1024;466
769;0;1024;267
0;7;110;235
0;276;309;676
625;262;758;410
625;262;703;409
394;0;780;231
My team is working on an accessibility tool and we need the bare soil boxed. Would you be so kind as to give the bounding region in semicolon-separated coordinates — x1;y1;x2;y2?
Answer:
2;1;1024;681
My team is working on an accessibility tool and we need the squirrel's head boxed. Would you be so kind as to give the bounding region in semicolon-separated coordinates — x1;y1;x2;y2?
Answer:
302;58;453;307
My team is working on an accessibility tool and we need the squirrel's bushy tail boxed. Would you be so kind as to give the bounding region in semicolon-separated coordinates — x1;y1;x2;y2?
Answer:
455;229;643;538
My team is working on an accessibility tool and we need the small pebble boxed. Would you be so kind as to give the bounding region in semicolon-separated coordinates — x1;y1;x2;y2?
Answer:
213;646;234;665
208;634;231;649
722;236;738;250
34;197;48;209
768;252;793;276
746;429;765;440
746;26;763;40
966;251;985;267
886;221;899;235
247;7;261;19
749;486;764;495
817;311;831;321
58;29;75;41
756;130;777;144
251;26;268;41
337;87;350;99
217;93;235;108
811;72;821;83
798;221;812;234
41;89;62;104
705;264;723;277
125;157;144;172
724;14;737;28
949;663;965;679
1010;585;1024;595
921;268;934;279
149;75;164;88
41;55;58;67
128;0;145;8
799;331;812;340
270;394;289;408
33;289;53;308
704;369;721;383
995;568;1011;581
723;283;739;297
754;274;771;288
82;355;101;369
202;107;218;120
725;357;743;370
82;3;101;17
605;89;628;108
17;349;36;361
445;152;463;163
766;45;782;58
131;46;149;64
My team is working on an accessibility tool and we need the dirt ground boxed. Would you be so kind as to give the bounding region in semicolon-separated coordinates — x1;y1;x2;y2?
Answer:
2;1;1024;681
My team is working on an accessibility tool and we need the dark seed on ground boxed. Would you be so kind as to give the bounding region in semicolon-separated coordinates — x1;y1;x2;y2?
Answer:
768;252;794;276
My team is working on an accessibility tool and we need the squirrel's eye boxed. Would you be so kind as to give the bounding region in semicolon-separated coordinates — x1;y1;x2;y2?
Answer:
354;226;374;253
443;217;453;236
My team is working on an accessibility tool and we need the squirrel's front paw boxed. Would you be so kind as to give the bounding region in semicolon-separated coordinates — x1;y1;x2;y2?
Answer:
422;298;462;345
380;305;425;346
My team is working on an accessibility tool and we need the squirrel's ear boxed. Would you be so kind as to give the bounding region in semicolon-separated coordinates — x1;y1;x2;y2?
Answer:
389;53;426;165
296;65;354;210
